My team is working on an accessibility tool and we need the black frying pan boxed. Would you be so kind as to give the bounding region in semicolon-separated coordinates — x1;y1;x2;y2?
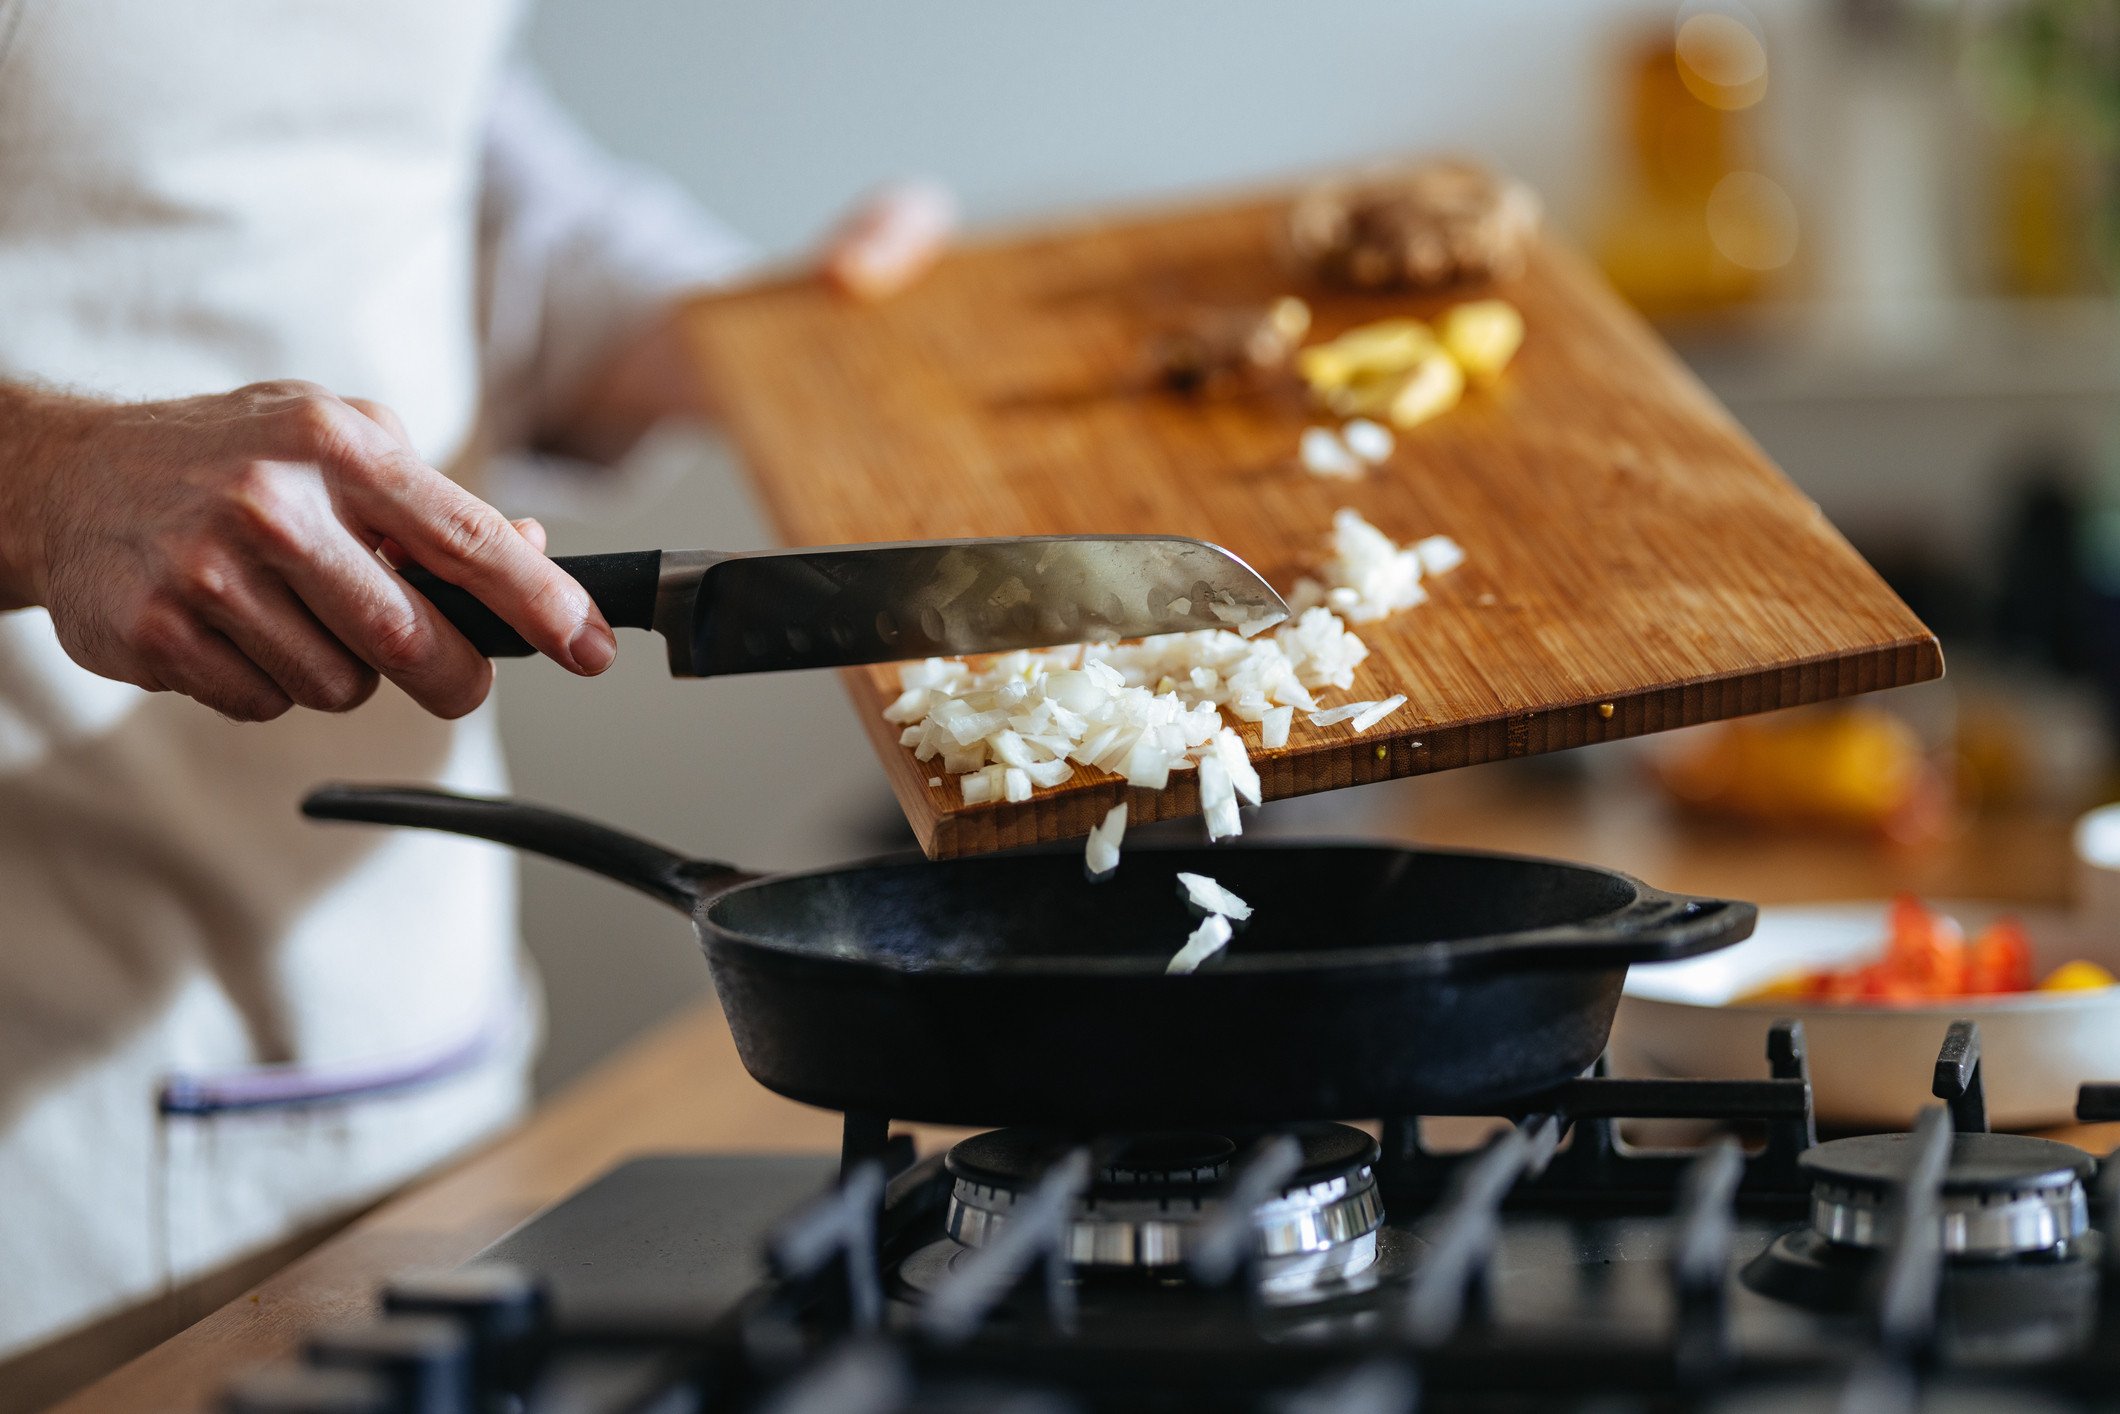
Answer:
302;785;1754;1127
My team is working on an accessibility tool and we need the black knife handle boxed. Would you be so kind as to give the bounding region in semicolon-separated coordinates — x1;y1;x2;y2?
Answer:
400;551;664;658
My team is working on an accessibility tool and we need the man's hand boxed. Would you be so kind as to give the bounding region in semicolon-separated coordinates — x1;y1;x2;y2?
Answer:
0;380;616;722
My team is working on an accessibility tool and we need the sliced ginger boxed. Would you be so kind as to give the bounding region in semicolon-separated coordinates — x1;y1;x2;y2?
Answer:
1439;299;1525;381
1330;350;1464;429
1297;299;1520;430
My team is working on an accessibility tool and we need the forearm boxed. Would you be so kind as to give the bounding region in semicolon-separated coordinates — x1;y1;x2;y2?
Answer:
536;299;716;466
523;184;955;465
0;382;101;610
478;66;751;470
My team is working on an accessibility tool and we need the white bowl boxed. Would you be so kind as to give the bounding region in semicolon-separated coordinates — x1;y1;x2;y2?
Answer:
1612;900;2120;1130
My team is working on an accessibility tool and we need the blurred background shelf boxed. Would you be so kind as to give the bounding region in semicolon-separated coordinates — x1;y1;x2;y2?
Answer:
1674;297;2120;404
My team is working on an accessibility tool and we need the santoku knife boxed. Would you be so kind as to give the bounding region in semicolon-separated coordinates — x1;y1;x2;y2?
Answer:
401;537;1289;677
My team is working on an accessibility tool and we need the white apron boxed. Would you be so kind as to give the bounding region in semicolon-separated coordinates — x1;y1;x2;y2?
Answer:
0;0;535;1357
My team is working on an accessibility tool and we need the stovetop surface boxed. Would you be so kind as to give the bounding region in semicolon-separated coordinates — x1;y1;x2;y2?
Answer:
486;1155;1830;1346
228;1019;2120;1413
459;1150;2112;1410
480;1155;837;1333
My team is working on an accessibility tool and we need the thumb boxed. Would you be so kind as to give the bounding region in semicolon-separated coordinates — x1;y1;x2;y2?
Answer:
510;517;549;554
821;178;956;302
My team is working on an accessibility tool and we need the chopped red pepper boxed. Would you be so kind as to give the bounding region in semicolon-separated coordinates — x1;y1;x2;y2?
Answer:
1965;917;2033;994
1759;898;2039;1005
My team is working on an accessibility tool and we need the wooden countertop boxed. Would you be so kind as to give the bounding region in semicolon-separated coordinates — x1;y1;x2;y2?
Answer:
49;768;2108;1412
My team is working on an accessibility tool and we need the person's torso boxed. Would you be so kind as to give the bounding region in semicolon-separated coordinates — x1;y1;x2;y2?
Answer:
0;0;515;454
0;0;536;1359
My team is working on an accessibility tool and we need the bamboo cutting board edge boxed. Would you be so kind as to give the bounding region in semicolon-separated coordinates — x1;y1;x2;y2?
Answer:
849;631;1943;859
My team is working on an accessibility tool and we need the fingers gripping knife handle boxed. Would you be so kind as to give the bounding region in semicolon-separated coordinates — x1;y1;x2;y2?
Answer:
400;551;664;657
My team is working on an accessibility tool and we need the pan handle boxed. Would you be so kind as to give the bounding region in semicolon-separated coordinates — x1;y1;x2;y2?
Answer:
1591;891;1756;963
301;783;751;913
1447;889;1755;972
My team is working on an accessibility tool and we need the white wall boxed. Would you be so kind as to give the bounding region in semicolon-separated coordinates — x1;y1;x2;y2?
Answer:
523;1;1666;258
503;0;1697;1089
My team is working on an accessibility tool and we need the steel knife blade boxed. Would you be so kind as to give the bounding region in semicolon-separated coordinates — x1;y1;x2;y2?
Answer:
402;536;1289;677
661;535;1288;676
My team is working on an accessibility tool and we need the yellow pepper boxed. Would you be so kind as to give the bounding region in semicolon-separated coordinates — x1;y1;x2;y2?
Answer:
2038;960;2116;992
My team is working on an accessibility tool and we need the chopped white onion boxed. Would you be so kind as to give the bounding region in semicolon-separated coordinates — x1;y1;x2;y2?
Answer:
1341;418;1395;464
900;657;964;691
943;706;1010;745
989;729;1036;768
1413;534;1466;577
1298;426;1362;479
1306;701;1376;727
1307;693;1409;733
1198;754;1242;841
1166;913;1233;974
1208;598;1287;638
1176;872;1252;921
1084;803;1127;880
1024;758;1075;789
1288;509;1432;623
1349;694;1407;733
1213;728;1262;807
893;616;1367;813
889;508;1467;838
883;687;932;723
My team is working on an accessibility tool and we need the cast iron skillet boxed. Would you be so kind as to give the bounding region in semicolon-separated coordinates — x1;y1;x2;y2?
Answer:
303;784;1754;1127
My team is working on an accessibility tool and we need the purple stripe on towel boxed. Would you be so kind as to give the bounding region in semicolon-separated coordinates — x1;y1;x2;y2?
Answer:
158;1016;503;1115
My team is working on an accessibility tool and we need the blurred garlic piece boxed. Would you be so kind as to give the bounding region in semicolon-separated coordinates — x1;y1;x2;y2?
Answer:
1299;426;1362;479
1341;418;1394;463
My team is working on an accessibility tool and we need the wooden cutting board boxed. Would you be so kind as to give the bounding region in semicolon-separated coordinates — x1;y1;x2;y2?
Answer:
684;193;1940;860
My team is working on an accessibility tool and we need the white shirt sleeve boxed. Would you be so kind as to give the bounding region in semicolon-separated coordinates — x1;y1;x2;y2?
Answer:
476;64;754;464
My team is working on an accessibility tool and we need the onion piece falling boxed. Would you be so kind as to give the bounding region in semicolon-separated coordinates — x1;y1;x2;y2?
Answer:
1177;872;1252;921
1199;754;1242;842
1084;803;1128;880
1166;913;1233;974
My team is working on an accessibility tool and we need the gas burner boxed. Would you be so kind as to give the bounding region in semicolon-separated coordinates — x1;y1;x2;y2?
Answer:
1743;1128;2102;1355
1742;1223;2100;1355
939;1124;1384;1296
1801;1132;2093;1260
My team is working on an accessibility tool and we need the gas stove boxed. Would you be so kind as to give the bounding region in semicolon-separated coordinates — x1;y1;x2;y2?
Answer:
221;1018;2120;1413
